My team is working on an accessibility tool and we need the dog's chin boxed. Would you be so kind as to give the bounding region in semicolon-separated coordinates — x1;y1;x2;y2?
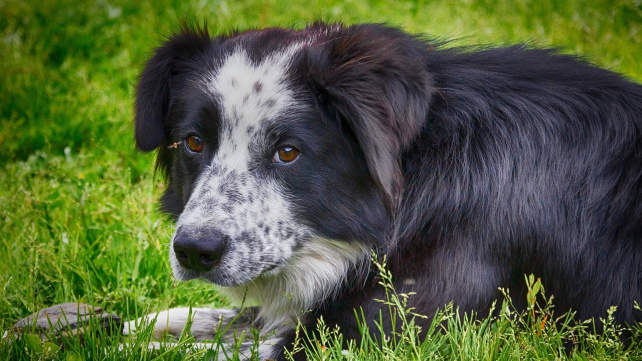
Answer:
199;272;254;287
170;262;280;287
171;267;199;282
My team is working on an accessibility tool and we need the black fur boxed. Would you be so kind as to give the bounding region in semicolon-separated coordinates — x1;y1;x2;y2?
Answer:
135;23;642;359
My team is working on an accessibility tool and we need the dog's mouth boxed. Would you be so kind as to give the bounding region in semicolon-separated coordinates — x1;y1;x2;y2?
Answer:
169;240;290;287
168;217;308;286
263;264;278;272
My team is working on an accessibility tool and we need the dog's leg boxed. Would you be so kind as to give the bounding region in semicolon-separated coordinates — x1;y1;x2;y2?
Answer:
122;307;256;340
122;337;285;360
122;307;285;360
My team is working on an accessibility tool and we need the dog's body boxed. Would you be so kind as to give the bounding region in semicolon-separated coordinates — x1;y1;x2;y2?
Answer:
130;23;642;359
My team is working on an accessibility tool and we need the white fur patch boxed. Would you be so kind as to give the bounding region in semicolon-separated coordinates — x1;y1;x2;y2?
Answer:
207;46;300;172
221;238;370;330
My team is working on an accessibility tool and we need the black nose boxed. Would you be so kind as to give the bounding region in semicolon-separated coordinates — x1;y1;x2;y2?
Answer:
172;229;228;272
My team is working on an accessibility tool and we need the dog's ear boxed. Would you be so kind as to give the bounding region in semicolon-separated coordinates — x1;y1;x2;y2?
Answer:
135;25;212;151
302;24;434;207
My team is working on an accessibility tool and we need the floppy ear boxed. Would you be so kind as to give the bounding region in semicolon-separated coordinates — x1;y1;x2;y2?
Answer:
134;25;212;151
303;24;435;207
135;44;173;151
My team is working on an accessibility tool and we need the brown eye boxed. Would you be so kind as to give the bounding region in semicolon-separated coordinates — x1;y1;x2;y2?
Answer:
273;146;300;163
186;135;204;153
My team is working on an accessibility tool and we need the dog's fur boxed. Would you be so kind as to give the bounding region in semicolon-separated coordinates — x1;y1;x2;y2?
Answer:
128;23;642;359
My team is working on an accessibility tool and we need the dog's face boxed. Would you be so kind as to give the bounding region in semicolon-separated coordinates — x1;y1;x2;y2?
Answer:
160;45;386;287
135;24;433;294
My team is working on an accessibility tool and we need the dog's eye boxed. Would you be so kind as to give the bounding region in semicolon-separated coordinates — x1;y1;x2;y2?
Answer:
186;135;204;153
273;147;300;163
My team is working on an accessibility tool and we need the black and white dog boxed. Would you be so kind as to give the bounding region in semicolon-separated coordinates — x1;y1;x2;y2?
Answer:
129;22;642;359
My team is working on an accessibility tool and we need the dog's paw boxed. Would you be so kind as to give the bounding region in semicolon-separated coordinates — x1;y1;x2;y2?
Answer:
122;308;241;340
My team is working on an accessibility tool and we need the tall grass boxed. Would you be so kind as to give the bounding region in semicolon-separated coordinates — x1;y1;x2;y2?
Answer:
1;0;641;359
6;255;641;360
286;257;642;360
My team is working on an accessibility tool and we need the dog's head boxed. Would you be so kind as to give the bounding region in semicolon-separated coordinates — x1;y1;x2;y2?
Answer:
134;23;433;298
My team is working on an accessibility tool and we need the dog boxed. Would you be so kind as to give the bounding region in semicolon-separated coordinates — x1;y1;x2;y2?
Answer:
127;22;642;359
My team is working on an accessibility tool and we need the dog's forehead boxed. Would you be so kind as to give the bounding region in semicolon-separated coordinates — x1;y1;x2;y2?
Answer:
202;45;301;169
209;46;300;132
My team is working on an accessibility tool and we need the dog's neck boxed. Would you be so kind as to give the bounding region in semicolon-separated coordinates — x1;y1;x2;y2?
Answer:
218;238;371;331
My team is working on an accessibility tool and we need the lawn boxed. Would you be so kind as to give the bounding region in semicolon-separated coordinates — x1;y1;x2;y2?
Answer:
1;0;641;359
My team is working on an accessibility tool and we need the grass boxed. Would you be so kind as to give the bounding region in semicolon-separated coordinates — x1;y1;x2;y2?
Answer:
1;0;641;359
289;258;642;360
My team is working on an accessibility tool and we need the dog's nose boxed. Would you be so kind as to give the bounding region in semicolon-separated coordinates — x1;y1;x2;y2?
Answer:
172;230;228;272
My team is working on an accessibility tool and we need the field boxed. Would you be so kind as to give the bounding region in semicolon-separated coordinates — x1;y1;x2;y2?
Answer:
1;0;641;359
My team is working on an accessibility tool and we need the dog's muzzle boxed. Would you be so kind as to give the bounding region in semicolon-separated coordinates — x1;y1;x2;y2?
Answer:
172;228;229;272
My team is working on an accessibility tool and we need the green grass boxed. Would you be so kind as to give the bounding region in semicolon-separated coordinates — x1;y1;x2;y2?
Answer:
1;0;641;359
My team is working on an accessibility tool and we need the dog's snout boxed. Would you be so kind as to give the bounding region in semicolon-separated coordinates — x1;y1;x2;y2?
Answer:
173;230;228;272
